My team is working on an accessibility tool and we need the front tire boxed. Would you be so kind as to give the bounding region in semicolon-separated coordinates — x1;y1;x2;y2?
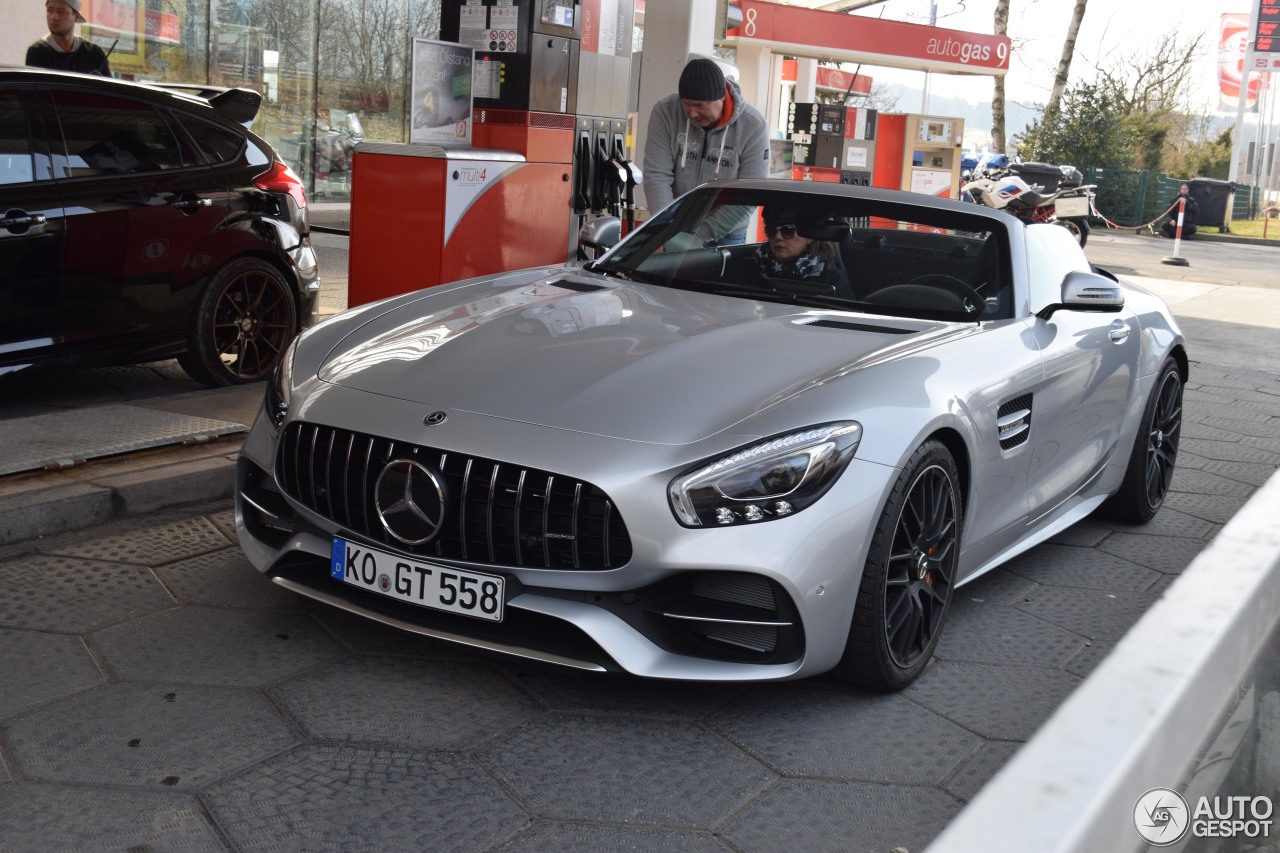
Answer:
1102;357;1182;523
179;258;298;387
1059;217;1091;247
833;440;962;691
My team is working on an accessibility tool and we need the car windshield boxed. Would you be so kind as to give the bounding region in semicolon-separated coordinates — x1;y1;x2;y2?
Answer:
593;186;1013;322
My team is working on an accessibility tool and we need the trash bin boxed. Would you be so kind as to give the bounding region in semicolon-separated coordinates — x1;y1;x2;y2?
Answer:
1187;177;1235;232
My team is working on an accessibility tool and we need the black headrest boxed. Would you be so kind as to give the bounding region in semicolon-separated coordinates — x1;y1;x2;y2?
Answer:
799;219;852;242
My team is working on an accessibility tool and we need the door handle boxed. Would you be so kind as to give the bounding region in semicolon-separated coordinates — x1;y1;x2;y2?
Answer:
1;209;48;232
1108;321;1130;343
172;197;212;212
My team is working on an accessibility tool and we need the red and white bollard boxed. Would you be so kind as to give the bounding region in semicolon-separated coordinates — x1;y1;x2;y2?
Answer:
1161;197;1190;267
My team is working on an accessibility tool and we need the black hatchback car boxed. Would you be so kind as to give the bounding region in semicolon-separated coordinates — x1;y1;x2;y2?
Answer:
0;67;319;386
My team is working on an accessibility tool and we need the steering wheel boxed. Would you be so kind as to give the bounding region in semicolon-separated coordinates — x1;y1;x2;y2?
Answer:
908;274;985;315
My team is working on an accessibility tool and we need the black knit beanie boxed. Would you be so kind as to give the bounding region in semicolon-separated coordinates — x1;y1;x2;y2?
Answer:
678;59;726;101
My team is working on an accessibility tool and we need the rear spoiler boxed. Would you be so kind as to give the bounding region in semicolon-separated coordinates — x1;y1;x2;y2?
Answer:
152;83;263;128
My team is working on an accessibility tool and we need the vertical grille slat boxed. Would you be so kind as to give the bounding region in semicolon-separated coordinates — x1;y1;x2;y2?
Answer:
602;500;613;569
340;434;356;529
570;483;582;569
322;429;337;521
486;463;499;564
360;437;375;538
306;426;321;509
463;458;478;558
513;469;527;567
276;422;632;570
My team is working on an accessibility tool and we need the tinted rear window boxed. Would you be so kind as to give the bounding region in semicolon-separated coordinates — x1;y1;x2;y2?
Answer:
0;91;35;185
50;90;187;177
176;114;245;164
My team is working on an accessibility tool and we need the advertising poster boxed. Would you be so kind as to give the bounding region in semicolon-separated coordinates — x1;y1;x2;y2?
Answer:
82;0;145;69
1219;13;1263;112
410;39;474;146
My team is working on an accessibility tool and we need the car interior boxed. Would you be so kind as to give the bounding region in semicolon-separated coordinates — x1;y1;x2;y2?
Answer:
603;190;1013;321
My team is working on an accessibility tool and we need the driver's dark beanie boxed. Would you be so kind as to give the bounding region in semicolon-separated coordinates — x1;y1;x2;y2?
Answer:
678;59;726;101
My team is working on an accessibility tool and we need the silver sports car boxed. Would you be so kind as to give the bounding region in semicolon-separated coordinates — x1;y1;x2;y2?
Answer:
235;182;1185;690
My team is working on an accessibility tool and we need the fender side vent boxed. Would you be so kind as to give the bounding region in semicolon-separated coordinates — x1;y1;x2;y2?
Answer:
997;394;1033;450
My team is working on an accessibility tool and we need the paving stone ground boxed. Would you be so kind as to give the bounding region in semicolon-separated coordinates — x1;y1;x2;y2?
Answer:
1;235;1277;852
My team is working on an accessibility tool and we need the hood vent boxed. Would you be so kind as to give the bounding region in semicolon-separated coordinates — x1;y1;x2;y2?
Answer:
806;319;916;335
551;279;608;293
997;394;1033;450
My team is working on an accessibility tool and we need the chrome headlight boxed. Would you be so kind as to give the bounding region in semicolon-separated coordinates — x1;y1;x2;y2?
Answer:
264;337;298;432
669;422;862;527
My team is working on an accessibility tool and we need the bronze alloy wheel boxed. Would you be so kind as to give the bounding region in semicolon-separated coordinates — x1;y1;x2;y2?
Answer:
180;258;298;386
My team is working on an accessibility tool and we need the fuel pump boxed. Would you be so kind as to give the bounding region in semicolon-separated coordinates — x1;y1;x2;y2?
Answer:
439;0;634;263
592;117;612;213
620;161;642;234
572;0;635;257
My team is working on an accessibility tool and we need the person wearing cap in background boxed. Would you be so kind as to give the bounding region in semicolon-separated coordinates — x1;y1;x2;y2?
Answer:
26;0;111;76
642;57;769;230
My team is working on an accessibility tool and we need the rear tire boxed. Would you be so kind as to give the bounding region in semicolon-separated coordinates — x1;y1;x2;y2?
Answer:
179;258;297;387
1101;357;1182;523
833;440;961;691
1060;217;1090;247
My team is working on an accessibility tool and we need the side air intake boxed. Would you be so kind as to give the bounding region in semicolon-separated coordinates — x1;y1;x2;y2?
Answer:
997;394;1033;450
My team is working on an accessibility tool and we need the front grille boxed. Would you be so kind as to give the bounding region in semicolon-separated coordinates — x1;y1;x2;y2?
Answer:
276;422;632;570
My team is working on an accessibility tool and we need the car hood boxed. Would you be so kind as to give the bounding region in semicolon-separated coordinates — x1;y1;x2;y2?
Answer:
318;273;949;445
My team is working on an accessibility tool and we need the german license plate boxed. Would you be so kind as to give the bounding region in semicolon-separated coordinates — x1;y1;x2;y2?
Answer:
330;538;504;622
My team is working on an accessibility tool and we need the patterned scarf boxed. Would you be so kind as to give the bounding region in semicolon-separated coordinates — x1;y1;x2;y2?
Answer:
755;242;826;280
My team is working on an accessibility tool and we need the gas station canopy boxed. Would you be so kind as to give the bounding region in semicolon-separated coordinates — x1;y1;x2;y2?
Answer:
720;0;1009;77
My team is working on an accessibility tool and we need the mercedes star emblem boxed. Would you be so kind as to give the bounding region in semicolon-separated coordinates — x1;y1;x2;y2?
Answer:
424;411;448;426
374;458;447;545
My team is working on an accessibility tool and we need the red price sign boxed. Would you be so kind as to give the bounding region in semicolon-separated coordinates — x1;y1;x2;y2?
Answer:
1259;0;1280;53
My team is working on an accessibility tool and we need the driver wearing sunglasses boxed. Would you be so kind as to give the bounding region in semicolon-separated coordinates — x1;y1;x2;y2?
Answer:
729;204;851;296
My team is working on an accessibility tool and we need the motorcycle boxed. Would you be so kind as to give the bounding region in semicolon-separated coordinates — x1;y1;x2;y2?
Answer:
278;109;365;197
961;159;1096;247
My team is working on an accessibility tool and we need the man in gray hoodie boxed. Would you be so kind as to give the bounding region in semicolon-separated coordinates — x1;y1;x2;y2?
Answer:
642;58;770;221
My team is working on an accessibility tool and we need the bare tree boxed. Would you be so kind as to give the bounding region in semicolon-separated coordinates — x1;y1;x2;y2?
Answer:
991;0;1009;153
1097;31;1207;171
1046;0;1088;115
1103;32;1206;114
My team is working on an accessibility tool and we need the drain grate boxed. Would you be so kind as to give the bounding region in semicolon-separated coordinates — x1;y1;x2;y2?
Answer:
0;405;247;476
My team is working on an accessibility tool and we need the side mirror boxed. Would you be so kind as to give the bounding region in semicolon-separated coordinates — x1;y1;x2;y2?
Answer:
1036;270;1125;319
578;215;621;259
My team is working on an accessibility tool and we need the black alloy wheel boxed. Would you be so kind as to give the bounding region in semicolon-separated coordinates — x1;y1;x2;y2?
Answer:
1143;369;1183;508
1103;357;1183;523
835;440;961;691
883;463;958;670
180;258;298;386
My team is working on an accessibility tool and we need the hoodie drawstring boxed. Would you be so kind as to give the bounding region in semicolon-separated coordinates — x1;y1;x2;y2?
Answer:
680;116;690;169
679;114;726;178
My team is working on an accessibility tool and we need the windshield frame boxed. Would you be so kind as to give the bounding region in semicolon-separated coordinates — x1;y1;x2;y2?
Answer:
594;185;1015;323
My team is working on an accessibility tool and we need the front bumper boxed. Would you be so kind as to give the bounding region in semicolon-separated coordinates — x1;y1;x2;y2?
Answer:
234;407;896;681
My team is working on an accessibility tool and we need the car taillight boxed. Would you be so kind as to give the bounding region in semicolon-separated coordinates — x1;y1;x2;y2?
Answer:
254;161;308;210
